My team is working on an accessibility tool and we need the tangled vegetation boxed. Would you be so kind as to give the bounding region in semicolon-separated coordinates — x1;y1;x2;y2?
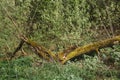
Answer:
0;0;120;80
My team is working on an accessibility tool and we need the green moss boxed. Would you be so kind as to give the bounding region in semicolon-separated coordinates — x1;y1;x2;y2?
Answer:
62;35;120;64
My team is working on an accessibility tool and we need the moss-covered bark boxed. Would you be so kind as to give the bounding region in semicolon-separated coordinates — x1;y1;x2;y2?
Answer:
61;35;120;64
11;35;120;64
20;35;57;62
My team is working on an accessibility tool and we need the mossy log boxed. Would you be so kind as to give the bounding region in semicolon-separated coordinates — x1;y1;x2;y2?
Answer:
20;35;57;61
61;35;120;64
56;45;77;61
14;35;120;64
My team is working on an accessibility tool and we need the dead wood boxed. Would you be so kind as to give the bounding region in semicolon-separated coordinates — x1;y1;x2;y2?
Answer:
61;35;120;64
10;40;25;60
20;35;57;62
10;35;120;64
56;45;78;61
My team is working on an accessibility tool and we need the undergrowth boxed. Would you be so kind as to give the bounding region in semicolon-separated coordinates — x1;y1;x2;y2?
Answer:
0;0;120;80
0;49;120;80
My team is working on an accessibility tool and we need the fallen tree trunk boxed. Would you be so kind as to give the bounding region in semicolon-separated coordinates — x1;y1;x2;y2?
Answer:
20;35;57;62
56;45;78;61
10;35;120;64
61;35;120;64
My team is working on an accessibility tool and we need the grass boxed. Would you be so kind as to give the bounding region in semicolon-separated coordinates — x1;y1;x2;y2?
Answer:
0;51;120;80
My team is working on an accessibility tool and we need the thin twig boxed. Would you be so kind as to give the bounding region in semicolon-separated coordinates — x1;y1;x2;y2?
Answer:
103;1;114;37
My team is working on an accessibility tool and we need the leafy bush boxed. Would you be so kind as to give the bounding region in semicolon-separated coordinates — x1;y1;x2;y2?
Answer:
0;0;120;80
28;0;120;49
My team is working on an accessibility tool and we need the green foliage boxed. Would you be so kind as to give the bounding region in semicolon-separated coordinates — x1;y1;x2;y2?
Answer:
28;0;120;48
0;56;120;80
0;0;120;80
29;0;92;48
0;0;30;54
0;57;33;80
